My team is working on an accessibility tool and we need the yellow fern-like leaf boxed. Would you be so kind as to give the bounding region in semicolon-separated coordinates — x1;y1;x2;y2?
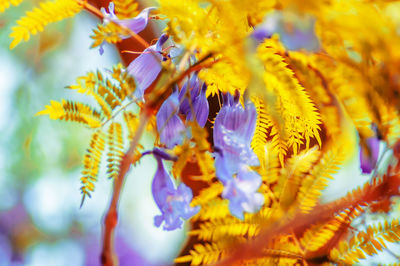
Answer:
91;23;123;50
251;97;271;168
297;147;343;213
36;99;102;128
123;111;139;141
193;198;230;222
107;122;124;179
9;0;83;49
113;0;139;19
190;218;260;241
80;130;106;206
0;0;23;13
330;219;400;264
300;206;365;253
175;242;229;266
257;42;322;156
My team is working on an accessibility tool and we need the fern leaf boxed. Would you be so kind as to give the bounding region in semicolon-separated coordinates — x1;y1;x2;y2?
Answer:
193;198;230;222
297;147;343;213
91;23;123;50
123;111;139;141
330;219;400;264
0;0;23;13
9;0;82;49
80;130;106;206
36;99;102;128
257;42;321;157
113;0;139;19
300;206;365;253
107;122;124;179
68;69;129;119
190;218;260;241
191;182;223;206
175;242;229;266
251;97;271;167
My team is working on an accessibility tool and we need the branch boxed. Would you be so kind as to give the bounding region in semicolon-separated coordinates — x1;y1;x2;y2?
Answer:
100;110;150;266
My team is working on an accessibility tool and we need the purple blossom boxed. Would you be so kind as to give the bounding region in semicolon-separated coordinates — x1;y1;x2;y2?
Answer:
127;34;169;100
252;12;320;52
360;137;380;174
213;92;263;219
151;149;200;231
156;88;186;148
179;74;209;127
99;3;155;55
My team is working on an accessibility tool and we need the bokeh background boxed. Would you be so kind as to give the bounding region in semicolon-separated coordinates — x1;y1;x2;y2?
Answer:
0;1;399;265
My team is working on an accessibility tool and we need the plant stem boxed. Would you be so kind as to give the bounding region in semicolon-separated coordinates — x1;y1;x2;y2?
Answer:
100;111;150;266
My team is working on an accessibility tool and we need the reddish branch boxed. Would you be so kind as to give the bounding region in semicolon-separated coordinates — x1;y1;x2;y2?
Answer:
101;111;150;266
217;169;400;265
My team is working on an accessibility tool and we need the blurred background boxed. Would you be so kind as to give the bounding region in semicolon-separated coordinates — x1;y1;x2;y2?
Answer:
0;1;399;266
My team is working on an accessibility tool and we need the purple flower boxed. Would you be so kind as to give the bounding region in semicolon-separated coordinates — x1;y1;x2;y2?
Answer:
222;165;265;220
151;149;200;230
156;88;186;148
213;92;263;219
127;34;169;100
360;137;380;174
252;12;320;52
99;3;155;55
179;75;209;127
213;93;259;173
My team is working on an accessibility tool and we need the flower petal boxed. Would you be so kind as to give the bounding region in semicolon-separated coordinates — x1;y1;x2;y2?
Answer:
360;137;380;174
127;34;169;100
156;91;186;148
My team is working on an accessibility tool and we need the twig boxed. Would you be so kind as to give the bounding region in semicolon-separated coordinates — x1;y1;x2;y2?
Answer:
101;111;150;266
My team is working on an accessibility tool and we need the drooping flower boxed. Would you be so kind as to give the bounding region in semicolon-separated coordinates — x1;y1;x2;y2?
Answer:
179;74;209;127
213;92;259;173
99;3;155;55
359;136;380;174
127;34;169;100
213;92;263;219
151;148;200;231
156;88;186;148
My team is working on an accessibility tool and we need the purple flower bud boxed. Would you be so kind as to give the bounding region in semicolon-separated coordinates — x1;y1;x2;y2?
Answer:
252;12;320;52
360;137;380;174
127;34;169;100
152;153;199;230
156;89;186;148
179;75;209;127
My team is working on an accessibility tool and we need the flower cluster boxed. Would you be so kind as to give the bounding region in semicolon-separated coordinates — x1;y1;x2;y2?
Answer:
213;92;264;220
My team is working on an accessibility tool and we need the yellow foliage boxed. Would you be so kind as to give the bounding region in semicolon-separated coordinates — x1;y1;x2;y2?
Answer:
80;130;106;205
0;0;23;13
91;23;123;50
107;122;124;179
297;145;344;213
9;0;82;49
36;99;102;128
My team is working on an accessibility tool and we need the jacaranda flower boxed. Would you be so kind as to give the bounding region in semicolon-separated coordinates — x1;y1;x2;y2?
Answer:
179;74;209;127
252;11;320;52
100;3;154;55
359;136;380;174
127;34;169;100
150;148;200;231
213;92;263;219
156;88;186;148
